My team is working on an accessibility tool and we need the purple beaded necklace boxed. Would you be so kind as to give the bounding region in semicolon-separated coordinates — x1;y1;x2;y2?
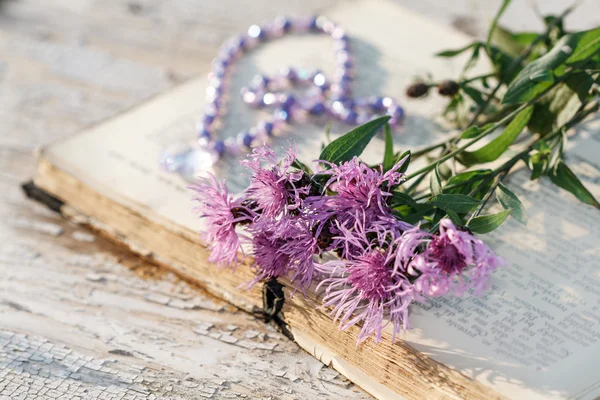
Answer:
160;15;404;176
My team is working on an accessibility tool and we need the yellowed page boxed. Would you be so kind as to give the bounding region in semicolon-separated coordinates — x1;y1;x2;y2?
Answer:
41;0;600;398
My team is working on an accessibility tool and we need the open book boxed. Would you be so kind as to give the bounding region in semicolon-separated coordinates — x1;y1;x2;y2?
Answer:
29;1;600;399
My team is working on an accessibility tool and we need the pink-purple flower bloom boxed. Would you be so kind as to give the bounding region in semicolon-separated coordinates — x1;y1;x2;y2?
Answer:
316;216;413;344
248;215;320;292
249;219;291;284
318;156;406;222
398;218;504;298
241;145;309;217
190;173;253;268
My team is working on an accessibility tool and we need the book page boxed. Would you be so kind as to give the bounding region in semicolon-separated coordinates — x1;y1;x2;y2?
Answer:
40;0;600;398
404;129;600;400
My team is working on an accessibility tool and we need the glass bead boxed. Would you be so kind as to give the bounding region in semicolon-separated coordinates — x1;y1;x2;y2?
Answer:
313;73;329;90
262;93;277;106
369;96;386;112
224;138;242;156
281;67;297;82
160;144;218;175
310;103;326;116
274;16;292;32
238;131;255;148
248;25;264;40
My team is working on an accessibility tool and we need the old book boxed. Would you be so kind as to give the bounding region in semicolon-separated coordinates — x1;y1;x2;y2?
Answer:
28;0;600;399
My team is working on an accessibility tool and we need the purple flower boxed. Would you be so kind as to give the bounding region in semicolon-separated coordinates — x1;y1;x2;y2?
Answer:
316;216;413;344
249;219;291;284
399;219;505;298
247;215;320;292
312;157;407;227
280;218;321;292
241;144;309;217
190;173;253;268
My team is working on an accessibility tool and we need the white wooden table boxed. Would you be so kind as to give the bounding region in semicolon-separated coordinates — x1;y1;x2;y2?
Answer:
1;1;598;399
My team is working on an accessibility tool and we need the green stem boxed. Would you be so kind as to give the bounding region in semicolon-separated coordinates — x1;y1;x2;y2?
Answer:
405;171;429;195
464;7;574;127
406;70;580;184
467;171;507;224
411;141;450;159
411;100;599;201
462;73;498;85
405;101;531;182
495;101;599;166
427;73;498;88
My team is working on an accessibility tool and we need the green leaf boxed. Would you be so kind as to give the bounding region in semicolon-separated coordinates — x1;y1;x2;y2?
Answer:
549;161;600;208
528;152;549;180
486;0;512;53
468;210;511;234
394;204;435;225
442;93;464;120
430;165;443;196
447;170;491;186
391;191;418;208
512;32;539;47
460;126;482;139
446;175;492;198
530;69;554;83
392;193;434;225
436;42;479;57
462;85;486;106
502;33;580;104
464;44;482;73
445;170;492;195
445;209;464;226
429;194;480;214
556;73;594;126
319;116;390;165
491;25;537;58
396;150;411;174
527;73;593;135
543;15;566;40
526;141;551;180
488;45;520;80
382;123;395;171
527;102;556;136
495;183;527;224
565;27;600;64
291;159;313;175
460;106;533;165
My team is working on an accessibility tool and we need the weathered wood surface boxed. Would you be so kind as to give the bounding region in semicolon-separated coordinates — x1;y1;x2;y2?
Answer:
1;0;599;399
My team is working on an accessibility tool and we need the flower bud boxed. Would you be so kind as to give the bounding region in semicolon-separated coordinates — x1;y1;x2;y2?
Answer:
405;82;430;98
437;80;460;97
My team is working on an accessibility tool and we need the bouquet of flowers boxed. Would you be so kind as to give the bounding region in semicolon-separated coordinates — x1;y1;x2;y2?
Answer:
192;2;600;344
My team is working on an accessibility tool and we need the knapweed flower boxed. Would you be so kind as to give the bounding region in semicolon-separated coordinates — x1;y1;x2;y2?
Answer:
241;144;310;217
190;173;254;268
399;218;504;298
316;216;413;344
247;215;320;292
249;218;291;285
314;156;407;227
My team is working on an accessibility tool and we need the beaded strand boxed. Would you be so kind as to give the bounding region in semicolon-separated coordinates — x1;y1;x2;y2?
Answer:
161;15;404;175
